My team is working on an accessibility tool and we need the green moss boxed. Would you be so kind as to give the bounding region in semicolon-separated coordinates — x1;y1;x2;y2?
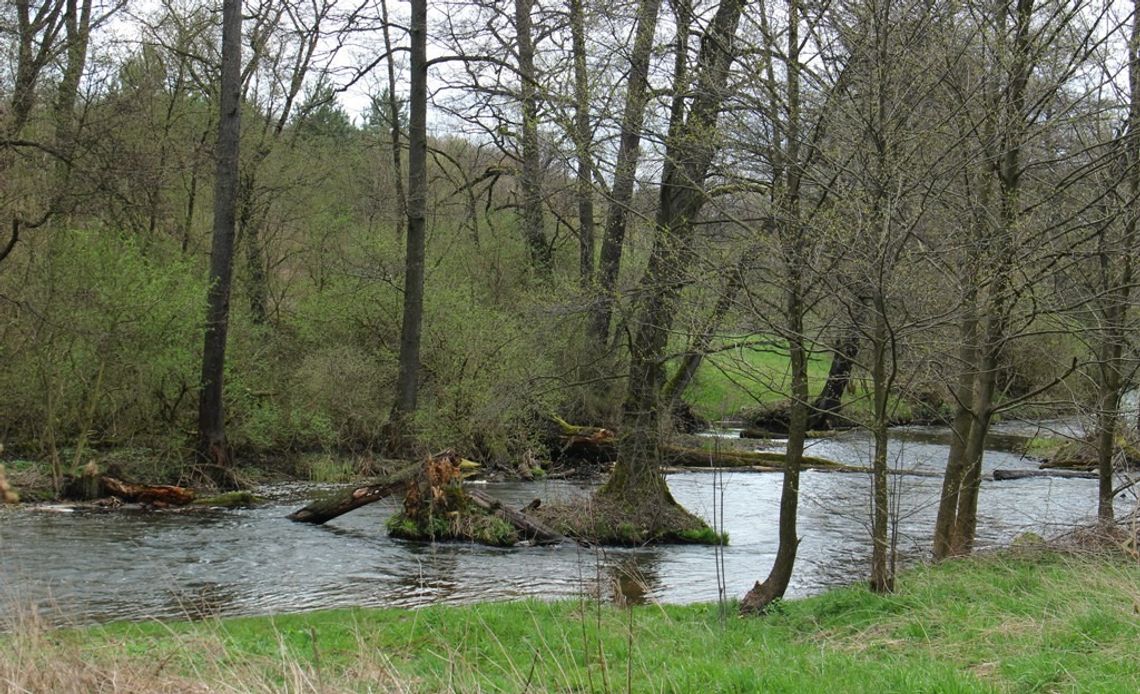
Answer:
385;510;519;547
384;513;422;538
467;514;518;547
675;526;729;545
1023;435;1069;460
538;494;724;546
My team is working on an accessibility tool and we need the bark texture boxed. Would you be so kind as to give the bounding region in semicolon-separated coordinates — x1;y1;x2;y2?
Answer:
197;0;242;482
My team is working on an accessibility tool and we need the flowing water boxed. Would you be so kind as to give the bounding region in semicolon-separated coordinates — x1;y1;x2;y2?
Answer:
1;423;1132;625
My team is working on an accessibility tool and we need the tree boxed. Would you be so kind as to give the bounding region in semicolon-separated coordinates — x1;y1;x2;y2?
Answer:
600;0;746;530
569;0;596;287
587;0;664;347
1089;0;1140;525
387;0;428;453
932;0;1106;558
741;0;811;614
197;0;242;483
514;0;550;275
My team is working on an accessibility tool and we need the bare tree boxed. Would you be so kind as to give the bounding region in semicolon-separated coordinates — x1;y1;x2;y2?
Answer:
387;0;428;453
587;0;664;346
741;0;809;614
197;0;243;482
569;0;596;287
933;0;1107;558
1089;0;1140;525
602;0;746;524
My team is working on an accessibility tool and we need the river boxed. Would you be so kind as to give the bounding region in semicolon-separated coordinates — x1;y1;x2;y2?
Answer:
1;423;1131;625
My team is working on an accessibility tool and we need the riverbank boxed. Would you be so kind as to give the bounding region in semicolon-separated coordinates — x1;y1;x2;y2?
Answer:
5;545;1136;692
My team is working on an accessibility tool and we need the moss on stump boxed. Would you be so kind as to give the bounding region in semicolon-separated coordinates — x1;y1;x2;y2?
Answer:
536;493;726;546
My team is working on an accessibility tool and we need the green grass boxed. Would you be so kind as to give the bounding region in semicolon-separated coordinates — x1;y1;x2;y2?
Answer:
680;336;923;424
9;549;1138;692
1023;435;1072;460
681;339;832;419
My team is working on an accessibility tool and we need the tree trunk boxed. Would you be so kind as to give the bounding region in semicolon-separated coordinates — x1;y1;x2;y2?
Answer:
515;0;549;275
741;0;805;615
570;0;595;287
238;171;270;325
1096;0;1140;524
661;257;745;411
102;477;196;506
388;0;428;454
466;488;565;544
379;0;407;240
51;0;92;188
869;295;893;593
601;0;746;508
993;469;1099;480
587;0;664;344
197;0;242;484
810;304;864;427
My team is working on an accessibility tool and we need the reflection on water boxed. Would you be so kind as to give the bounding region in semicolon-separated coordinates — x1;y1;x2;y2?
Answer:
0;426;1130;626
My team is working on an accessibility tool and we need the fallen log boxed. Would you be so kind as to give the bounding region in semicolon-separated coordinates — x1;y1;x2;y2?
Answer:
287;462;419;524
548;414;617;462
466;488;566;545
102;477;195;506
993;468;1098;481
547;415;847;469
661;464;944;478
661;445;852;471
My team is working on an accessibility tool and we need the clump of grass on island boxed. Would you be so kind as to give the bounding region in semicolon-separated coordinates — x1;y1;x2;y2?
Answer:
5;548;1137;692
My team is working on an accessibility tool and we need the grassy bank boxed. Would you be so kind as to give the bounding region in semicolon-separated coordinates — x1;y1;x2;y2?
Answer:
680;338;923;423
4;548;1138;692
682;339;831;419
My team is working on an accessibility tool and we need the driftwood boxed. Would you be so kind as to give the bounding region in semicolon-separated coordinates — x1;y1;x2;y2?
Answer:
102;477;195;506
288;453;567;546
287;462;420;524
993;468;1097;481
466;488;565;545
548;415;617;462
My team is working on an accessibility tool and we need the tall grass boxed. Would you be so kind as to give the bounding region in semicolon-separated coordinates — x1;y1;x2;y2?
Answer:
4;548;1138;692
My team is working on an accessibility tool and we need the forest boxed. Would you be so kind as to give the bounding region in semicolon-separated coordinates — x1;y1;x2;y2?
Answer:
2;0;1140;616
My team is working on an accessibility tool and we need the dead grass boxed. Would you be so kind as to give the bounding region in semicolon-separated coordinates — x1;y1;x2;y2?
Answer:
0;609;407;694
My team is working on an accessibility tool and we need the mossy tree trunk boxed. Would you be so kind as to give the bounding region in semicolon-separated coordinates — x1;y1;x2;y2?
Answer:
599;0;746;521
569;0;595;288
514;0;550;276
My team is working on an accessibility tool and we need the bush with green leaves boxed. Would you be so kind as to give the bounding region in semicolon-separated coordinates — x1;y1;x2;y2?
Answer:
0;229;204;452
